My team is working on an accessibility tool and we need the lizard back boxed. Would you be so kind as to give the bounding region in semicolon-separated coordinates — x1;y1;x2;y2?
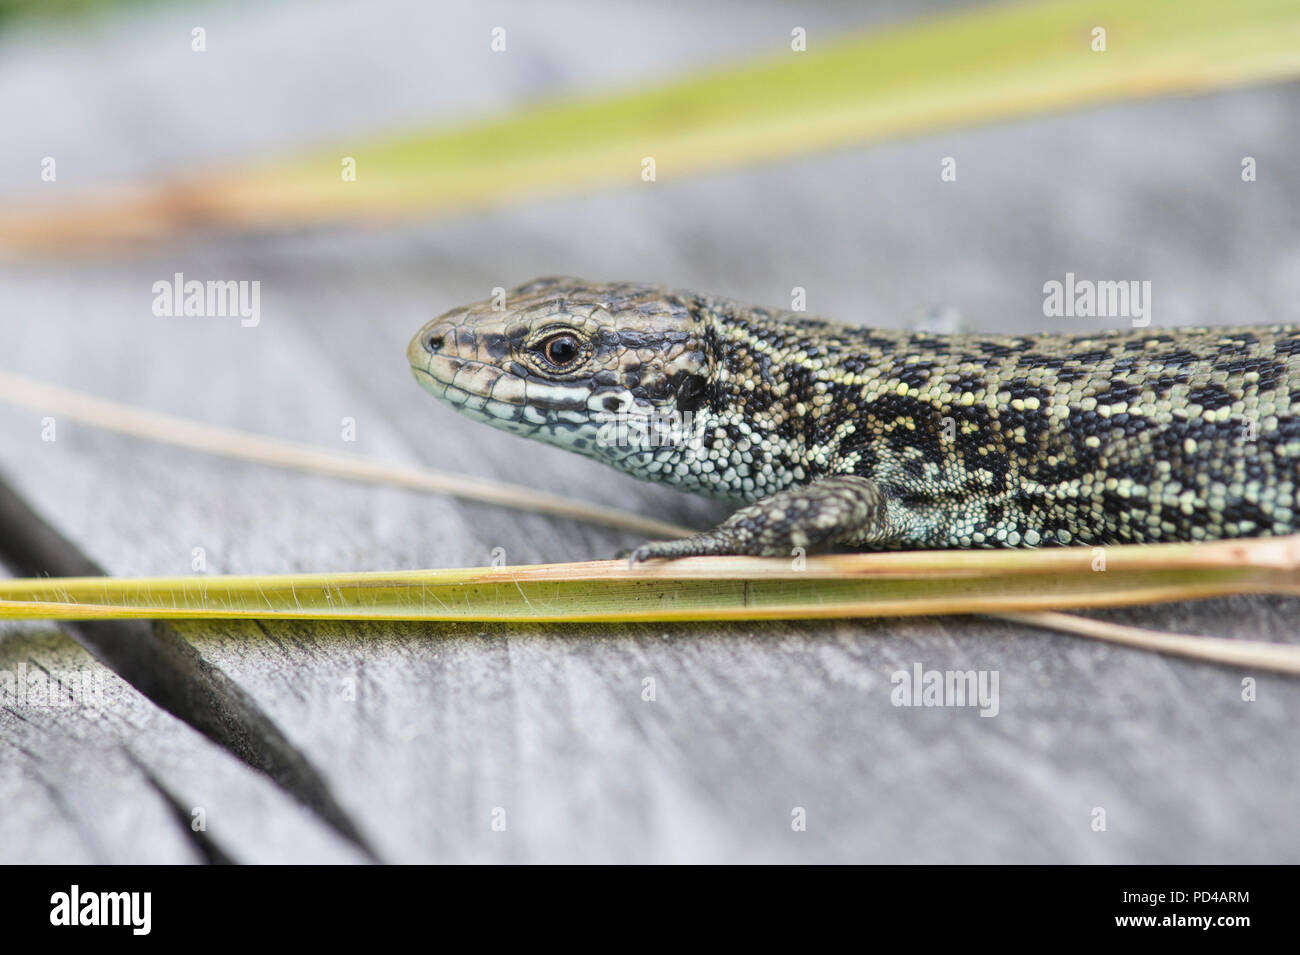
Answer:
703;297;1300;546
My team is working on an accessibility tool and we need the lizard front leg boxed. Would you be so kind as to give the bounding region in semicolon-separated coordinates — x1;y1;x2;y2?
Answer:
629;475;896;562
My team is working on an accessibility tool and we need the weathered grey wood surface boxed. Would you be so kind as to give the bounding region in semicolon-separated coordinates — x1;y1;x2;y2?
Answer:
0;619;369;863
0;0;1297;863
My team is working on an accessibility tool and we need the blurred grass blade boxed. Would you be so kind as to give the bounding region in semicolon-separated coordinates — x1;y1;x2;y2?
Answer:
0;370;695;540
6;0;1300;247
994;611;1300;674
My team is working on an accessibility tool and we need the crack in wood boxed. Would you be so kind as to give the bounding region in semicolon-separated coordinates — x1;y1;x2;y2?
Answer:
0;472;382;862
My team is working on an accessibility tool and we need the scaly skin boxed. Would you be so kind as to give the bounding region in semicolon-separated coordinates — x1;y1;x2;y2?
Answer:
407;278;1300;560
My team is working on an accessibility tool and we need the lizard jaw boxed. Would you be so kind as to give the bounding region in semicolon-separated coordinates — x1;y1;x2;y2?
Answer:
408;341;621;450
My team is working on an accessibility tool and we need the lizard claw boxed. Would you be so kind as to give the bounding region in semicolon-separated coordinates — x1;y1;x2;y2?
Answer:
626;538;707;565
627;542;673;565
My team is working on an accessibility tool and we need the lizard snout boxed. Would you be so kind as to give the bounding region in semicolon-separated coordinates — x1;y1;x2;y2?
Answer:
407;320;456;371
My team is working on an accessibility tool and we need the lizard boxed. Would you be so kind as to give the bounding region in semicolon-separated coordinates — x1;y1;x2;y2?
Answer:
407;277;1300;562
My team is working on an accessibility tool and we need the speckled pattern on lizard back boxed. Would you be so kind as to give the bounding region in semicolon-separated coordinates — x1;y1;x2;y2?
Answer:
407;278;1300;560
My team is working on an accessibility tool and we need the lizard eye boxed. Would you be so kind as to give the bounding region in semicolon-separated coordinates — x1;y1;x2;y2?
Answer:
540;332;582;368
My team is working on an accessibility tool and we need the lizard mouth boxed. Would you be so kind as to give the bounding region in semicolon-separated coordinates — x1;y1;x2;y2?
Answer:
408;348;598;434
407;327;520;414
408;354;526;423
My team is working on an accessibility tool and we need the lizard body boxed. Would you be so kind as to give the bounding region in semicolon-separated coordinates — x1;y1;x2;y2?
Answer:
408;278;1300;559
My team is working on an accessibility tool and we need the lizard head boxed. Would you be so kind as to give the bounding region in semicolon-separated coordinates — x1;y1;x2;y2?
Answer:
408;277;715;474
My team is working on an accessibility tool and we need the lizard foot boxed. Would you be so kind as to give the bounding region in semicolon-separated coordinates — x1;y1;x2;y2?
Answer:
627;475;892;563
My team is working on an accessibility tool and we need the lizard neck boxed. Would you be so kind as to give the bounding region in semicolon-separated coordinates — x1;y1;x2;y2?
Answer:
684;297;888;502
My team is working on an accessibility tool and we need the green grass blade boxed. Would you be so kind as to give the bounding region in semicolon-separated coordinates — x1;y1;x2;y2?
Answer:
2;544;1297;623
